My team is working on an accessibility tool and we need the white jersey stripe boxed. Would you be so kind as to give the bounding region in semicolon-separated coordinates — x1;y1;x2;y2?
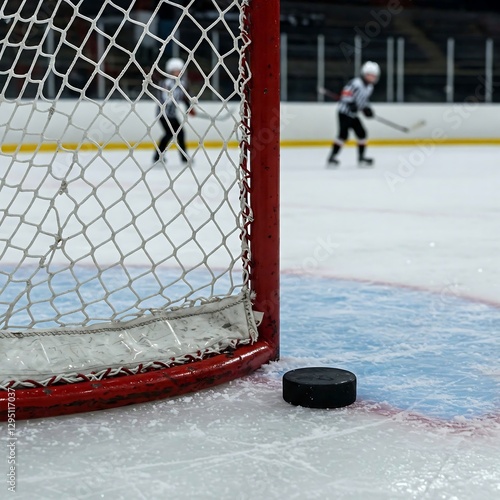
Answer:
337;77;374;118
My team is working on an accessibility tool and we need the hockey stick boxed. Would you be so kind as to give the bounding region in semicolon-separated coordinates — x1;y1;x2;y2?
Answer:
407;119;426;132
374;115;410;133
317;86;339;100
318;86;426;133
375;116;426;134
194;108;236;121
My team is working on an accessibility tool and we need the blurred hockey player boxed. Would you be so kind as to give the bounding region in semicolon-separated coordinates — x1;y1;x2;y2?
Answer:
327;61;380;167
154;57;196;165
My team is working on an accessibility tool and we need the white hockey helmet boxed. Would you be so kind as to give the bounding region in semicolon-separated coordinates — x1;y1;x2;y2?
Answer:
361;61;380;81
165;57;185;74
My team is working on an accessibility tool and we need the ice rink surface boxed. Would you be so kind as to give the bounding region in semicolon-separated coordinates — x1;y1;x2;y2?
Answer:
2;144;500;499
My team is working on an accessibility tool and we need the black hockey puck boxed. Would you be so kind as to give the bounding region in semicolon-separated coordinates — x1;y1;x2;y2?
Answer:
282;367;357;409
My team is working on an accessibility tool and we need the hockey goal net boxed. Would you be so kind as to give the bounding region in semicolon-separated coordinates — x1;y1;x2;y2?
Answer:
0;0;279;419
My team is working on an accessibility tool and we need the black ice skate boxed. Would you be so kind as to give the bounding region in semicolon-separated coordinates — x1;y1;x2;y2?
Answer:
152;152;166;167
327;156;340;168
358;157;374;167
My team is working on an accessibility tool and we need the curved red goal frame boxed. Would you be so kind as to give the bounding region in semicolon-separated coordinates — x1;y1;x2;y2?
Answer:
0;0;280;421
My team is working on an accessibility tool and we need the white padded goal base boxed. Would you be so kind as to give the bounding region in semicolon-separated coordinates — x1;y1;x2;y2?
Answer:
0;291;259;389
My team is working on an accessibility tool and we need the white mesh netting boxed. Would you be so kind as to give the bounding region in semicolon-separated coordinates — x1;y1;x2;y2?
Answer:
0;0;257;388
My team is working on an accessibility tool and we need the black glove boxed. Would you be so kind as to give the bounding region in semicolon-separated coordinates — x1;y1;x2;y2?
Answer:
363;107;374;118
347;102;358;113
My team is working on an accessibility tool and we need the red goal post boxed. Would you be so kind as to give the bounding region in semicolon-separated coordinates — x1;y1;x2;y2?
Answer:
0;0;280;420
